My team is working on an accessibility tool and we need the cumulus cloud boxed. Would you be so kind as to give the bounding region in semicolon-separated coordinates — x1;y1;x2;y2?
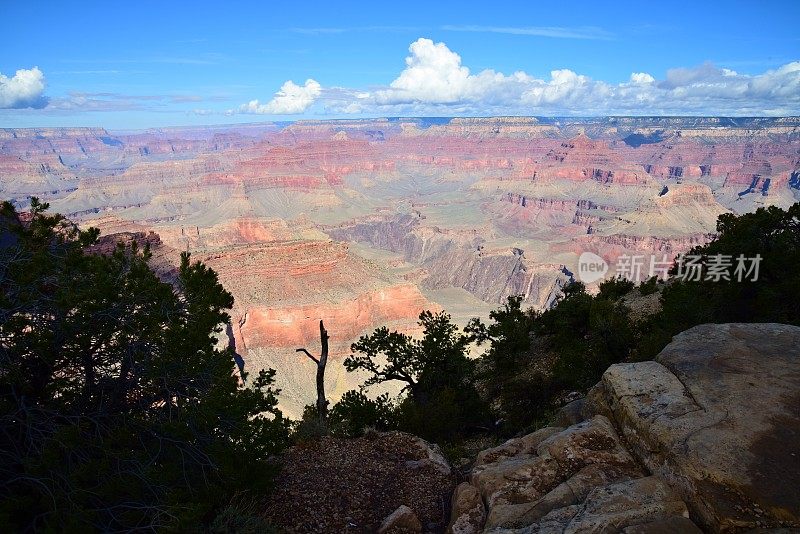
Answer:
374;38;533;105
361;39;800;116
523;69;602;107
0;67;48;109
659;61;800;102
210;39;800;118
239;79;321;114
629;72;655;85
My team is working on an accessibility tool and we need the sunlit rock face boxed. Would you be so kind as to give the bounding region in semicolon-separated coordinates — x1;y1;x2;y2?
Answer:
3;117;798;416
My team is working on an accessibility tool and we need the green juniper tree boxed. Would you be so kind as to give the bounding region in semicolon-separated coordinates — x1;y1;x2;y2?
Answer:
342;310;488;442
0;200;289;531
465;295;538;378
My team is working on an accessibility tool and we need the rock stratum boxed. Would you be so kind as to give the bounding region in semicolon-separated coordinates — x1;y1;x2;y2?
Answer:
2;117;799;416
448;323;800;533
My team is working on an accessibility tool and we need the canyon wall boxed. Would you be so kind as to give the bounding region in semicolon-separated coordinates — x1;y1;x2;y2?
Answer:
2;117;798;415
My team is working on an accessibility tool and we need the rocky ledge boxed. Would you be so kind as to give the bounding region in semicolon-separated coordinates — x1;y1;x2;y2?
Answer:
449;323;800;533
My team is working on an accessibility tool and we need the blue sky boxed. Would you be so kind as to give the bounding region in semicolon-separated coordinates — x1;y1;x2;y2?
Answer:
1;0;798;128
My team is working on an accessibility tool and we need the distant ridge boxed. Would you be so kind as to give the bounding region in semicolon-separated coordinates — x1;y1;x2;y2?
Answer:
4;116;800;137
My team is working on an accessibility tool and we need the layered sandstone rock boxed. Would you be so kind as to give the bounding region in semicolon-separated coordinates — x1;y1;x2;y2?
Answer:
589;323;800;532
457;416;694;533
379;505;423;534
3;119;798;420
447;483;486;534
455;322;799;533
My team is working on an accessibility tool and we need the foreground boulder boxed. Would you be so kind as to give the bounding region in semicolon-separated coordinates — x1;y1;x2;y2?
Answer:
590;322;800;531
447;482;486;534
501;476;690;533
466;416;692;532
379;505;423;533
457;322;800;533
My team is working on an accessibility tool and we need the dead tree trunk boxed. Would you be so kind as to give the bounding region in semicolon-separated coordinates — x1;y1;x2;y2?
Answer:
296;320;329;424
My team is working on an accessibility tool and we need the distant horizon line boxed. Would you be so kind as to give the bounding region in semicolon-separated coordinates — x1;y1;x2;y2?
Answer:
3;115;800;134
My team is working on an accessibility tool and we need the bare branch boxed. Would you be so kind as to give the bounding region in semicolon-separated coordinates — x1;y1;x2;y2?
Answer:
295;348;319;364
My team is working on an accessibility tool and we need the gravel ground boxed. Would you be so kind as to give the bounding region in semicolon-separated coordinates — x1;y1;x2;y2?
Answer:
263;432;455;533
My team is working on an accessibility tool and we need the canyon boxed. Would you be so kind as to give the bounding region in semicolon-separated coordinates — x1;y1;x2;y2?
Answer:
2;117;799;416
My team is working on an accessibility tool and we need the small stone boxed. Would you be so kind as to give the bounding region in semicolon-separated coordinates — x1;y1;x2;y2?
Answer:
378;505;422;534
447;482;485;534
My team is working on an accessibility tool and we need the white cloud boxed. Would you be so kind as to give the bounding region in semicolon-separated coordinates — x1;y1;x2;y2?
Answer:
0;67;47;109
629;72;655;85
642;61;800;112
375;38;470;104
342;102;363;114
219;38;800;118
361;39;800;116
239;79;321;114
523;69;602;106
374;38;533;105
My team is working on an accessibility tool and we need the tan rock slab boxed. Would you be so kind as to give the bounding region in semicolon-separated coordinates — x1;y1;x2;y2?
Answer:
474;426;563;467
472;416;641;510
446;482;485;534
485;477;690;533
378;504;422;533
598;323;800;532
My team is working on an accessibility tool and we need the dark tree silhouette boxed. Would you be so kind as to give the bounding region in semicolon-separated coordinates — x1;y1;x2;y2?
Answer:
343;311;489;441
0;199;290;531
297;320;330;424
